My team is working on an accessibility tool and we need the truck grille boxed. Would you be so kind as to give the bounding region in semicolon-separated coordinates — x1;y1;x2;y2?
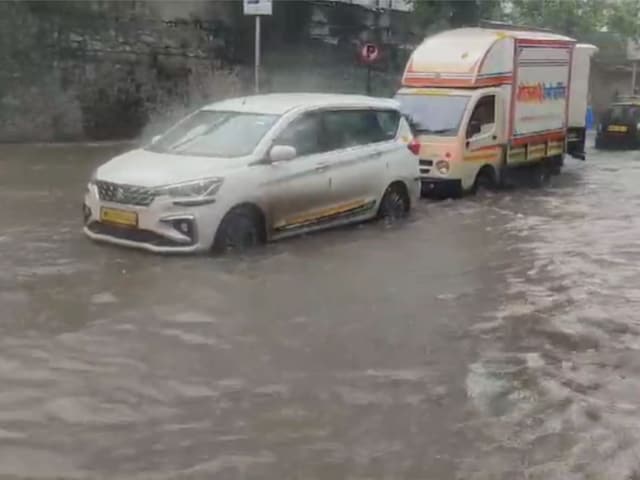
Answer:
419;159;434;176
95;181;156;207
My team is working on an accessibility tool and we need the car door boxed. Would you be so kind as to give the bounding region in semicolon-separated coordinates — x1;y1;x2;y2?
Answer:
319;109;391;217
265;111;333;234
462;93;502;186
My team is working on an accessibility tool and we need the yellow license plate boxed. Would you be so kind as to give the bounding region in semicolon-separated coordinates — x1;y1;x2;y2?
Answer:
608;125;628;132
100;207;138;227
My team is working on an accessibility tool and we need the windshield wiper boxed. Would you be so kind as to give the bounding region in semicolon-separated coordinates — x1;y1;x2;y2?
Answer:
164;116;234;152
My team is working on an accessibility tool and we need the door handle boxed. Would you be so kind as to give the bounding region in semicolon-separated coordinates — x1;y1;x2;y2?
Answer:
315;163;329;172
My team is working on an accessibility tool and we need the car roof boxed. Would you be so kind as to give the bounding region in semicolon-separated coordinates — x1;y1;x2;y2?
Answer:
201;93;400;115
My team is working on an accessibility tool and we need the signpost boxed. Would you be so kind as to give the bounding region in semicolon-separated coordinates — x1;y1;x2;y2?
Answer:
360;43;380;95
243;0;272;93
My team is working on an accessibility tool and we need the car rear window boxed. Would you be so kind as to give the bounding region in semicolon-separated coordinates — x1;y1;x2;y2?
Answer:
607;105;640;124
322;109;399;150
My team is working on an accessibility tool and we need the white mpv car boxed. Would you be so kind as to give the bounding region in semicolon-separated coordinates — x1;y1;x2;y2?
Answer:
83;93;420;253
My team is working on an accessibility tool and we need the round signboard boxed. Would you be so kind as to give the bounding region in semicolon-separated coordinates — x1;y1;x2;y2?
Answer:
361;43;380;64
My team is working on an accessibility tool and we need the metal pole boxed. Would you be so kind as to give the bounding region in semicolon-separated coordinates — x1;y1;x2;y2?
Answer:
254;15;261;94
632;61;637;95
366;66;371;95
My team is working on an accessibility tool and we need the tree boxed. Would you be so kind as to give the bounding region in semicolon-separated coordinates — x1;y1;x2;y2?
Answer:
412;0;505;30
508;0;640;39
411;0;640;40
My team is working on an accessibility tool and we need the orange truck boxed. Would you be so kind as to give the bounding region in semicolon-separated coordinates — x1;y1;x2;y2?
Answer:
395;27;598;196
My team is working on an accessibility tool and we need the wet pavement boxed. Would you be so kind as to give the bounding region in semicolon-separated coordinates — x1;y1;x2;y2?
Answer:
1;142;640;479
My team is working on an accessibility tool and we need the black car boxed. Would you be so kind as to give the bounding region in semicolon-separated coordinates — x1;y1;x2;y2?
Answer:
595;101;640;149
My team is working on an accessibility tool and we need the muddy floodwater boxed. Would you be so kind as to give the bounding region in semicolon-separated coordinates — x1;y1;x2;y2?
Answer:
1;141;640;479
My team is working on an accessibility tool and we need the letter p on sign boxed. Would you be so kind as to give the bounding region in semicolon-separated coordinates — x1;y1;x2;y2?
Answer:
361;43;380;64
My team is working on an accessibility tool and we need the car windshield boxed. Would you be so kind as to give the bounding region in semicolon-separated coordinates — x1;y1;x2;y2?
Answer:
147;110;279;158
607;105;640;124
394;93;470;136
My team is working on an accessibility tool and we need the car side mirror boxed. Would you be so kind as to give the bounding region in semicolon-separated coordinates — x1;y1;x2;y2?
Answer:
468;120;481;138
269;145;297;163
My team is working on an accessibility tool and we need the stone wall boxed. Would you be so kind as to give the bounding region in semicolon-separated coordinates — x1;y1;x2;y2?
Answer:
0;1;246;142
0;1;410;142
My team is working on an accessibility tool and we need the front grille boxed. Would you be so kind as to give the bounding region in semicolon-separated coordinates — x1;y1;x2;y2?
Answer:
419;159;434;167
95;181;156;206
87;222;191;247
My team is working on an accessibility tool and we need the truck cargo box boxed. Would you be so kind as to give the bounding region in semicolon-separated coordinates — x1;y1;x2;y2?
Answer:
402;28;596;145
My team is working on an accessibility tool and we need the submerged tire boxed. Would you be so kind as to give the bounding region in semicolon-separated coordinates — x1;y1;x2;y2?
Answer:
378;182;410;221
471;166;496;195
550;155;563;175
213;205;264;253
530;163;552;188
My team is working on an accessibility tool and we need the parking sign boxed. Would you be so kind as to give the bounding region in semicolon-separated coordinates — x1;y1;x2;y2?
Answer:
243;0;272;15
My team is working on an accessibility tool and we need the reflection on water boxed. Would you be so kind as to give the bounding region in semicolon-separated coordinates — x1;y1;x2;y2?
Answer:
0;143;639;478
462;147;640;479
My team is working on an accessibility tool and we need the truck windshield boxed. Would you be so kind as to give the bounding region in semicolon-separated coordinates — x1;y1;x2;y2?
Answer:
395;94;470;136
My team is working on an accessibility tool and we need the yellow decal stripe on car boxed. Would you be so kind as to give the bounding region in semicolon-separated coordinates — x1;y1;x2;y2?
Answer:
277;199;372;230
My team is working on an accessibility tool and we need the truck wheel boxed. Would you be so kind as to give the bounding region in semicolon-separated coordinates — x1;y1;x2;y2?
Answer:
549;155;563;175
472;166;496;195
530;163;552;188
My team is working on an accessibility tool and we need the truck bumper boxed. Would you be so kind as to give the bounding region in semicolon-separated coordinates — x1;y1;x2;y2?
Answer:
420;178;462;198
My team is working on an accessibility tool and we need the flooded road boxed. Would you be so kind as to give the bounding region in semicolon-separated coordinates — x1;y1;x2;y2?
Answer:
1;142;640;479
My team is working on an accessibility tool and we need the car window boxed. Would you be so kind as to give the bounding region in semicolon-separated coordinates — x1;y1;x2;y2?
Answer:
322;110;394;150
467;95;496;138
375;110;400;140
274;113;325;157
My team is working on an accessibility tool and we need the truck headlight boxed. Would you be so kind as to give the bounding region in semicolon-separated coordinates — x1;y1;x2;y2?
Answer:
156;178;223;199
436;160;450;175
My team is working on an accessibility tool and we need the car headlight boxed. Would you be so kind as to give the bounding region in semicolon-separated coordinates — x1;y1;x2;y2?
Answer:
435;160;450;175
156;178;223;199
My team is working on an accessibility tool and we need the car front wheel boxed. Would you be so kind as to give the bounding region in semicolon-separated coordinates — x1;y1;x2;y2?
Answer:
378;182;410;221
212;205;264;253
